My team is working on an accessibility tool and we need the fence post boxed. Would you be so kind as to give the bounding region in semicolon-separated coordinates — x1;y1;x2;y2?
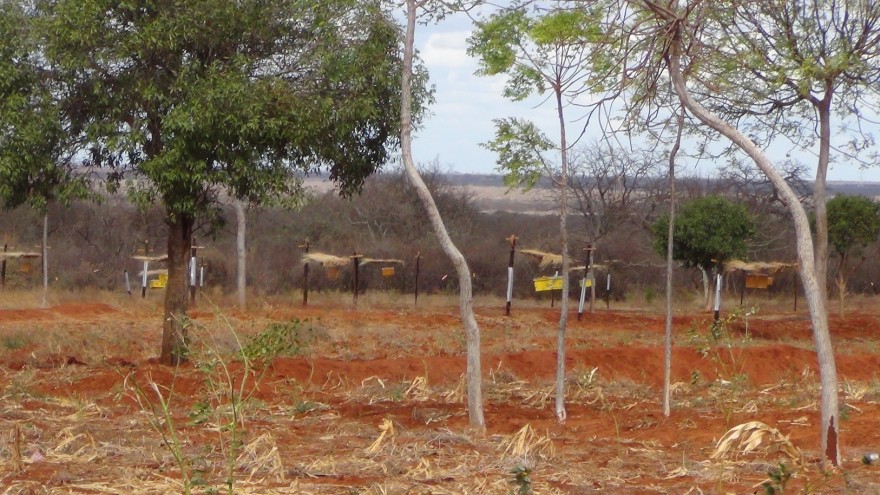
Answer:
505;235;517;316
189;238;197;307
300;240;310;306
141;240;149;298
588;244;596;313
414;252;421;306
353;252;360;305
1;243;7;288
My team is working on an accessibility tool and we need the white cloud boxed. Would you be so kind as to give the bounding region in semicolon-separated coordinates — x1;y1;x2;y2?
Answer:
420;31;474;70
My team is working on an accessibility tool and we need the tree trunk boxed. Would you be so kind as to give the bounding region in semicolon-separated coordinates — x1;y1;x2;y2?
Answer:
554;87;571;423
700;266;710;311
160;212;195;366
663;109;684;417
666;32;840;467
813;93;833;303
234;200;247;310
836;252;847;319
401;0;484;431
41;212;48;308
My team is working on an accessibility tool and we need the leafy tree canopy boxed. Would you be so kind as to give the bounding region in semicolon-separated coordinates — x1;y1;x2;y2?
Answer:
652;195;755;272
27;0;428;219
825;194;880;256
0;1;86;212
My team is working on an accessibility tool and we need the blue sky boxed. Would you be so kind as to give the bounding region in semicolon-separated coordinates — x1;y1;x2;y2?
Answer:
409;11;880;183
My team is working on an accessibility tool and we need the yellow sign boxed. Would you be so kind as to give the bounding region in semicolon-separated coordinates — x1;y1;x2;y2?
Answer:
579;278;593;288
149;273;168;289
745;274;773;289
533;276;563;292
381;267;395;277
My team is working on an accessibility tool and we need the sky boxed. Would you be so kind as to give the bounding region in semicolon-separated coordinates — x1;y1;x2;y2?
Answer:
409;11;880;183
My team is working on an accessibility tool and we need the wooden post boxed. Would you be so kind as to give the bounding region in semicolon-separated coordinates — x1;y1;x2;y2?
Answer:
141;240;149;298
605;272;611;310
587;244;596;313
793;272;798;312
577;274;587;321
300;240;310;306
189;238;197;307
713;272;722;321
1;243;7;288
414;252;421;306
505;235;517;316
124;270;131;295
740;271;746;306
353;252;360;305
41;213;48;308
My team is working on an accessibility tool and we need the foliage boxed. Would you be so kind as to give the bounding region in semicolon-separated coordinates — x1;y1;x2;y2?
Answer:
652;195;755;273
0;2;86;212
762;463;792;494
467;2;600;188
483;118;554;191
509;465;533;495
32;0;427;214
825;195;880;257
240;319;316;364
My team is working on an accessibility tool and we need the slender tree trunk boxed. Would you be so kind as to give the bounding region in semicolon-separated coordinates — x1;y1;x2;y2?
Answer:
554;87;570;423
234;200;247;310
836;253;847;318
663;109;684;417
813;94;833;303
160;212;195;366
401;0;484;431
41;213;48;308
666;32;840;467
700;266;710;311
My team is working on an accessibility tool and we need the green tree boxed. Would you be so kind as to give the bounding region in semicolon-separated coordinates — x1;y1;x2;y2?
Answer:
825;194;880;316
469;2;602;423
0;2;87;306
652;195;755;308
27;0;423;364
622;0;850;464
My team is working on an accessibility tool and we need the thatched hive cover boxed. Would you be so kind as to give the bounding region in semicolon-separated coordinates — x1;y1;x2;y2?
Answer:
302;252;351;268
132;255;169;262
519;248;605;272
0;252;40;260
724;260;797;273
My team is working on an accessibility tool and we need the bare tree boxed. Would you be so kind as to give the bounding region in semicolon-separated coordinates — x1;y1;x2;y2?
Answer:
401;0;484;431
569;143;663;245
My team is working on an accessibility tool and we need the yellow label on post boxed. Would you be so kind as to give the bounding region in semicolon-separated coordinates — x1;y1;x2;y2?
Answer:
381;267;395;277
579;278;593;288
533;276;563;292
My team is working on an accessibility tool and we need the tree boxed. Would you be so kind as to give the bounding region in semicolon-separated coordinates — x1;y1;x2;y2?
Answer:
825;194;880;317
30;0;421;364
652;195;755;309
470;1;604;423
0;2;87;307
569;143;664;245
703;1;880;306
401;0;484;430
614;0;856;466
